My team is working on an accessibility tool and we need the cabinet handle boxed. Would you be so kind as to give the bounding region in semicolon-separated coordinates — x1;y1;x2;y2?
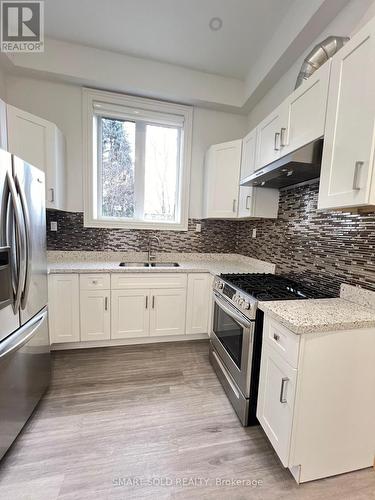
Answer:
280;127;287;147
145;296;148;309
152;296;155;309
279;377;289;404
274;132;280;151
49;188;55;203
105;297;108;311
245;195;251;210
353;161;364;190
232;199;237;213
273;333;280;342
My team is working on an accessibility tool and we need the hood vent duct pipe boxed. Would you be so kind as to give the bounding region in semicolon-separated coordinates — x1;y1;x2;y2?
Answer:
295;35;349;89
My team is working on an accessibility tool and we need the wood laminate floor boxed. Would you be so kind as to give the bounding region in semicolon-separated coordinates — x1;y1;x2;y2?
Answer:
0;340;374;500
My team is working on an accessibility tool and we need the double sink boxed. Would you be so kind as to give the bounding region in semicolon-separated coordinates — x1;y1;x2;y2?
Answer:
119;262;180;268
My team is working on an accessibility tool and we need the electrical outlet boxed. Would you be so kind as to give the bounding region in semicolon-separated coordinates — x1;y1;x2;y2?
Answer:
252;228;257;239
50;221;58;232
195;223;202;233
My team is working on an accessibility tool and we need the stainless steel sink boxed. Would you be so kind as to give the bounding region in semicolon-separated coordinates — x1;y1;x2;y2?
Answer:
119;262;150;267
150;262;180;268
119;262;180;268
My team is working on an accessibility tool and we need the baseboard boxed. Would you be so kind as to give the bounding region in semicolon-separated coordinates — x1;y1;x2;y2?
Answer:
51;333;209;350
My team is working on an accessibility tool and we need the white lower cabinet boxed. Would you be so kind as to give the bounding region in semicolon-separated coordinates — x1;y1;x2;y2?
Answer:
257;314;375;483
80;290;110;341
48;272;212;344
48;274;80;343
257;341;297;467
186;274;212;335
111;289;150;339
150;288;186;336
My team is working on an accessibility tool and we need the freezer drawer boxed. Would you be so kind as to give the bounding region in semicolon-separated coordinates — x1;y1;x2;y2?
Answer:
0;307;50;460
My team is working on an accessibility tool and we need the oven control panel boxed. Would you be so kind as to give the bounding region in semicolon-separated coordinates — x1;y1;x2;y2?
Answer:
213;278;256;318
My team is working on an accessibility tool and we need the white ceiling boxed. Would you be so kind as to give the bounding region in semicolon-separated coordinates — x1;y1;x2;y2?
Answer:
44;0;295;79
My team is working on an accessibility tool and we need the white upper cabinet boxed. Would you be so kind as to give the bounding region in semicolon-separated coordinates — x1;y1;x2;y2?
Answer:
255;105;285;170
319;18;375;210
240;128;257;181
203;139;242;219
7;105;66;210
282;61;330;156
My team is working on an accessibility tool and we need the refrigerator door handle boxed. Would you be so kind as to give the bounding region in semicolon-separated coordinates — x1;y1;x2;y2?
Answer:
0;309;46;359
15;174;31;309
5;171;26;313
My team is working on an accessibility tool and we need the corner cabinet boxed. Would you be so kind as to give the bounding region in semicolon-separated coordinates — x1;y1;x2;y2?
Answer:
7;105;66;210
203;140;242;218
319;17;375;210
257;315;375;483
203;137;279;219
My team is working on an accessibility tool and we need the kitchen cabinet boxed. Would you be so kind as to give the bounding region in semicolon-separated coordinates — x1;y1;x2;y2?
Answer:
282;61;330;156
150;288;186;336
255;105;285;170
203;138;279;219
257;315;375;483
186;274;212;335
111;289;150;339
203;140;242;219
257;339;297;467
48;274;80;343
319;17;375;209
49;272;211;345
80;290;110;341
7;105;66;210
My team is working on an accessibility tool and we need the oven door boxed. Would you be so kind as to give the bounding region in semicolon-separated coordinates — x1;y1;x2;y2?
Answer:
211;291;254;397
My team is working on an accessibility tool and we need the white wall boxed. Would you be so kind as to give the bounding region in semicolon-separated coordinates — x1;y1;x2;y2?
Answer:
5;74;247;217
247;0;375;130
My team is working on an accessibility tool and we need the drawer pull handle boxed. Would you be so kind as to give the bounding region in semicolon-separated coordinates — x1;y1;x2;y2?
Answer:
152;296;155;309
105;297;108;311
145;296;148;309
280;377;289;404
92;280;98;285
273;333;280;342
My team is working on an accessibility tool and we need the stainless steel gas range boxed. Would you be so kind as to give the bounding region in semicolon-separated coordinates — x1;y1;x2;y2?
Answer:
209;273;331;426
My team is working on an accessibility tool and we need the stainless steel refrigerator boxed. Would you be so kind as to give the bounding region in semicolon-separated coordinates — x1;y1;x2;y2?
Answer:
0;148;50;460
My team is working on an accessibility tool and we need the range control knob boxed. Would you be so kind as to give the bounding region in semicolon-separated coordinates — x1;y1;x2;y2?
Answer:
216;281;224;290
238;298;244;307
243;301;250;310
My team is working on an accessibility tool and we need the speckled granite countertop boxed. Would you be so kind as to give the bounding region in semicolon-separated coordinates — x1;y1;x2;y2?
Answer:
47;252;276;276
259;284;375;334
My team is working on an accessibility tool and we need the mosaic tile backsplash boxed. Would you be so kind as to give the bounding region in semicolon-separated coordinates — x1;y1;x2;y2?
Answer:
47;181;375;295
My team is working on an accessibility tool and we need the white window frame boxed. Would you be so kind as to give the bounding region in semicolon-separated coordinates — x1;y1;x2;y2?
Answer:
82;88;193;231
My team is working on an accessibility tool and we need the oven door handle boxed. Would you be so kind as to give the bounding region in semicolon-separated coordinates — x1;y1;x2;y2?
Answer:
213;293;252;329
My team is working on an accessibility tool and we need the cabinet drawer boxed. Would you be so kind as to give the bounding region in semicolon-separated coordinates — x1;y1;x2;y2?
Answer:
111;273;187;290
80;274;110;290
264;317;300;368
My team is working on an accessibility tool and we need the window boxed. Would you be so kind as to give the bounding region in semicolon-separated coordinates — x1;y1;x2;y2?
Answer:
83;89;193;230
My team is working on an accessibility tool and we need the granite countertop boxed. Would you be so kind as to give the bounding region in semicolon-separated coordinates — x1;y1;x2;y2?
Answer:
47;251;276;277
259;284;375;334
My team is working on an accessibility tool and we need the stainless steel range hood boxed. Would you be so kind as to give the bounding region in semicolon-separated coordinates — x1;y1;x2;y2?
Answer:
241;139;323;189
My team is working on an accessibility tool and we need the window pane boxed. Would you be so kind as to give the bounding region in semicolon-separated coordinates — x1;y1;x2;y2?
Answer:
144;124;179;222
100;117;135;218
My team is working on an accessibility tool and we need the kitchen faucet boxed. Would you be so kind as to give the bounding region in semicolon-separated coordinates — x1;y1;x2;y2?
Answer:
147;235;160;263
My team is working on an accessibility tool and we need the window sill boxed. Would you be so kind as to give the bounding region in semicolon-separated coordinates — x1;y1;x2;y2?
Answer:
83;215;188;232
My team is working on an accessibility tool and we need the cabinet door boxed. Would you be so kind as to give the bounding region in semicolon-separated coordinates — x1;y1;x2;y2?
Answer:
238;186;254;218
7;105;65;210
48;274;80;343
319;20;375;209
282;61;330;156
204;140;241;218
240;128;257;181
111;289;149;339
255;106;285;170
80;290;110;341
150;288;186;336
257;342;297;467
186;274;212;335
